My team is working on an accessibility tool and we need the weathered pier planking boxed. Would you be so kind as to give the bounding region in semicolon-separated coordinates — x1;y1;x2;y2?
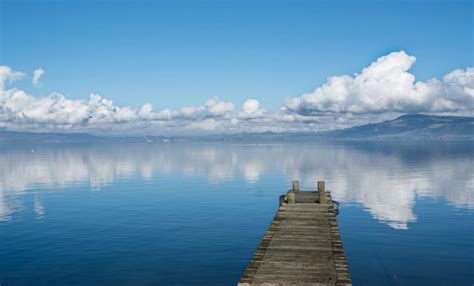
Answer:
239;180;351;286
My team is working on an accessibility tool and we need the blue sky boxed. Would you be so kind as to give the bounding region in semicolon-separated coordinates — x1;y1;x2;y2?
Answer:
0;0;472;134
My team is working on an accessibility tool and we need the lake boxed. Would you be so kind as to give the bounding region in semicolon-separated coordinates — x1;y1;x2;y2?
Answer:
0;141;472;285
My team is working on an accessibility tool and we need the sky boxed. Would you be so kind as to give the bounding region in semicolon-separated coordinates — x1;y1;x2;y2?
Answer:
0;0;473;135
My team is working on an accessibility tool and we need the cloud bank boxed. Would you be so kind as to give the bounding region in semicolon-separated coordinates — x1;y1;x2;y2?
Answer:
0;51;472;134
286;51;473;115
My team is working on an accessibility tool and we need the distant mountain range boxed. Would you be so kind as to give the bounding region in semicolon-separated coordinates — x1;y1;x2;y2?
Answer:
0;114;472;144
328;114;474;140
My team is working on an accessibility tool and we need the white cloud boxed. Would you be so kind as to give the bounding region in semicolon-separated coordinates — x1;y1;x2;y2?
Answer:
0;51;473;135
238;99;267;119
285;51;474;115
205;97;235;117
0;68;240;134
32;68;45;86
0;66;25;90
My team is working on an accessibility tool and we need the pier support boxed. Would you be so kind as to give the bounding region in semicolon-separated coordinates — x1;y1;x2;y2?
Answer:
292;180;300;192
318;180;326;204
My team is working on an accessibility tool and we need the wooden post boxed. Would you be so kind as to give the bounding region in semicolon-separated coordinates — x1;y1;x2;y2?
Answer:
318;181;326;204
292;180;300;192
287;191;296;204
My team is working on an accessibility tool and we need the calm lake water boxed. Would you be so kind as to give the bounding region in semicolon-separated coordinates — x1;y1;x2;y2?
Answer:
0;141;472;285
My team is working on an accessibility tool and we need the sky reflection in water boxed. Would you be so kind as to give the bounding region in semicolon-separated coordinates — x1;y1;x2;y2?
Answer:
1;142;472;228
0;141;472;285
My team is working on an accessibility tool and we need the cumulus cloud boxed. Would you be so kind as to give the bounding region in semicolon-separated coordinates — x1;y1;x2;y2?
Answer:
238;99;267;119
0;51;472;134
32;68;45;86
285;51;474;115
0;69;240;134
0;66;25;90
205;97;235;117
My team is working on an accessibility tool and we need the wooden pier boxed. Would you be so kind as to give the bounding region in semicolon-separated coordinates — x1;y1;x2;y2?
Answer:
239;181;351;286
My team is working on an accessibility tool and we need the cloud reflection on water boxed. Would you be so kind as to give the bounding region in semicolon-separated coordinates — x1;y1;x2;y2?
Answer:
0;142;472;229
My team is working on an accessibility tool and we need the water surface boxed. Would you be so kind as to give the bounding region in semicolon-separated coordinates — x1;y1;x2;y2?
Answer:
0;141;472;285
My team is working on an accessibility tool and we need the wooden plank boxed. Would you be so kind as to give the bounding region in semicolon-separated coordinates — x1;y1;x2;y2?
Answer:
238;190;351;286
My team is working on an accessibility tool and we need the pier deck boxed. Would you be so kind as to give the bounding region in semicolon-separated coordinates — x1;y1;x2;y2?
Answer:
239;181;351;286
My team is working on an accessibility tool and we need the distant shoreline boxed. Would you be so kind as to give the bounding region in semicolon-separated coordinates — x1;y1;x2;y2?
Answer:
1;114;473;143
